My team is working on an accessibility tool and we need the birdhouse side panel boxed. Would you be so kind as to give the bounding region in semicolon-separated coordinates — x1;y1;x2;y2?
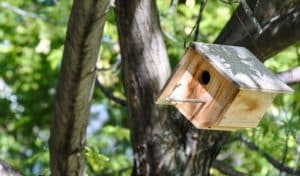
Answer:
219;90;277;128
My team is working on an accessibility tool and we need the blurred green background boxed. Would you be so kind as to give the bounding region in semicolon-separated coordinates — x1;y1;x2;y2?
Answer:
0;0;299;175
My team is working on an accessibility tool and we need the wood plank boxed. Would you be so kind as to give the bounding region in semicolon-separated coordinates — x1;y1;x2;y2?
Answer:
156;48;197;104
220;90;277;128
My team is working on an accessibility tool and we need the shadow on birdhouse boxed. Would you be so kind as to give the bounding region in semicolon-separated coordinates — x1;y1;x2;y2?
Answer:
156;42;293;131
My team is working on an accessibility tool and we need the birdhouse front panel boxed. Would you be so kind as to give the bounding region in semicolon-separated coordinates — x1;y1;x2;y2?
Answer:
156;42;293;130
157;48;239;129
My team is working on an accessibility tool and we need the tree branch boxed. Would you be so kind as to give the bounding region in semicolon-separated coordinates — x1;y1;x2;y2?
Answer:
215;0;300;61
237;136;300;175
0;2;39;19
95;77;126;106
49;0;111;175
276;66;300;84
240;0;262;33
207;1;300;175
168;0;179;12
212;159;246;176
94;55;125;106
0;159;22;176
279;131;290;176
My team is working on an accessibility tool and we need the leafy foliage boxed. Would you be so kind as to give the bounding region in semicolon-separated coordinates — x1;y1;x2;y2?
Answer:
0;0;299;175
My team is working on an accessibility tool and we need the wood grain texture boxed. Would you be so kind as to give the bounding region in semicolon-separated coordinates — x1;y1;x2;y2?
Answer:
156;48;197;104
220;90;276;128
183;53;239;129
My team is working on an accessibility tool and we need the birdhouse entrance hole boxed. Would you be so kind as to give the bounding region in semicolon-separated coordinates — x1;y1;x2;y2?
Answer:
199;70;210;85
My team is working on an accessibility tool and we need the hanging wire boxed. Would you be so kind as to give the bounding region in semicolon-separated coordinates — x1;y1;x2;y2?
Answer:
183;0;262;47
183;0;264;57
193;0;207;41
184;0;207;48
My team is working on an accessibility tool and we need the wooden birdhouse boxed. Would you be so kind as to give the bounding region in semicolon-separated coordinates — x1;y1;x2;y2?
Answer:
156;42;293;130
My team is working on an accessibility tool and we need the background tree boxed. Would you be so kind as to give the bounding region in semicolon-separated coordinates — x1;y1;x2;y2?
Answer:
0;0;300;175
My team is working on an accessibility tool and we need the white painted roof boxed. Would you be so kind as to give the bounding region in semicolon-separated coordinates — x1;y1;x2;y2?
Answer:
191;42;293;93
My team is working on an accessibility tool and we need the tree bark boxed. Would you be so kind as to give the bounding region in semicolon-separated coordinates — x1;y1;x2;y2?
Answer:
49;0;110;175
215;0;300;61
115;0;226;175
115;1;173;175
115;0;300;175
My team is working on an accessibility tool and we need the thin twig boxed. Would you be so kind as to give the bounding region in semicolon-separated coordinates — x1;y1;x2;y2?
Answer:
296;45;300;65
162;30;178;42
212;159;246;176
95;78;126;106
95;56;125;106
294;137;300;173
236;135;300;175
168;0;178;12
279;130;290;176
0;159;22;176
0;2;39;19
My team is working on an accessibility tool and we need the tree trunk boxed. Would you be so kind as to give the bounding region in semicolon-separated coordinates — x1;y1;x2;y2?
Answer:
49;0;110;175
115;0;226;175
116;0;300;176
114;1;173;175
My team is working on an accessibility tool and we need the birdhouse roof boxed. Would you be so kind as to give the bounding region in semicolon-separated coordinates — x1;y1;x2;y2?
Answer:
191;42;293;93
